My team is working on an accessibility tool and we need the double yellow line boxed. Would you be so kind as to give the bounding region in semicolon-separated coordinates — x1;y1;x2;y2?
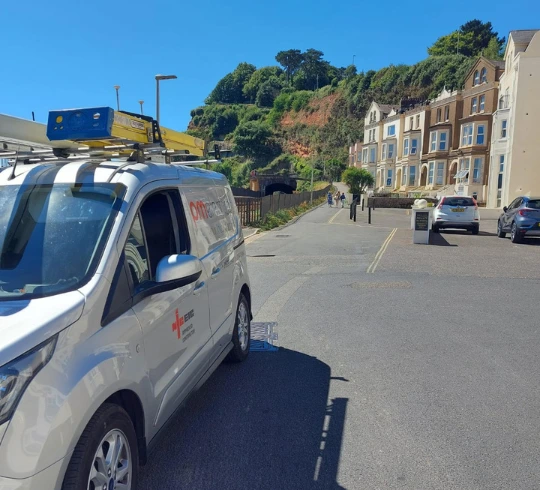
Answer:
367;228;397;274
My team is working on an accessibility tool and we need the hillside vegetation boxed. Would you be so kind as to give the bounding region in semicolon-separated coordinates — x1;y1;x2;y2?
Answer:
187;20;504;188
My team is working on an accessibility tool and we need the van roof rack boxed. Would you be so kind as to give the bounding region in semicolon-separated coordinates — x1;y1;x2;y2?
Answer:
1;108;211;167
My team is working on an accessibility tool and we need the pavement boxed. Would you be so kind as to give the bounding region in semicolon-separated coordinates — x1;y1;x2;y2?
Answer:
140;201;540;490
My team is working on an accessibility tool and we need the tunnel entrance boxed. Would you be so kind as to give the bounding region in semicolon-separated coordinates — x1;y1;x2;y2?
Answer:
264;183;295;196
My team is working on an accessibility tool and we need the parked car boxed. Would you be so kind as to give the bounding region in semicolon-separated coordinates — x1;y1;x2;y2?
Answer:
0;159;252;489
432;196;480;234
497;196;540;243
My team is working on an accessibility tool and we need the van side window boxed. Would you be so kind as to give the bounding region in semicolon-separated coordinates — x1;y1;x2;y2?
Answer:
102;189;191;325
139;192;177;280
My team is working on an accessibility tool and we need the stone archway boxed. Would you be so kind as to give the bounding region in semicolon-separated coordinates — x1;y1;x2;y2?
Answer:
420;165;428;187
448;160;458;185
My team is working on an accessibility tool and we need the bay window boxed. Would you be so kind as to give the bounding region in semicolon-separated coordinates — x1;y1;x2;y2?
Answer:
472;158;483;183
404;138;409;156
436;162;445;185
388;143;395;158
476;125;485;145
411;139;418;155
430;132;437;152
461;124;473;146
428;162;435;185
382;143;387;160
439;132;447;151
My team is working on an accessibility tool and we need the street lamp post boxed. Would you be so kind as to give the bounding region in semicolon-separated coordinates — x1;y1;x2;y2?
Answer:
138;100;144;115
113;85;120;111
155;74;177;124
352;54;356;66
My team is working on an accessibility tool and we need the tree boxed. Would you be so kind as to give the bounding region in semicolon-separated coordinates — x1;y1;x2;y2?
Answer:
275;49;304;84
342;167;374;195
344;65;358;79
326;158;347;182
483;36;504;60
232;120;279;161
256;77;283;107
205;62;256;104
428;20;505;57
243;66;284;102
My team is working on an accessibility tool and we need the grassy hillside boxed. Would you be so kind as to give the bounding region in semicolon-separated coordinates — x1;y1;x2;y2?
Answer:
187;21;503;188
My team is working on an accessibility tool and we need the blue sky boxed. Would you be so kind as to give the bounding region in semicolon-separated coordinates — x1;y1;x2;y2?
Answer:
2;0;538;131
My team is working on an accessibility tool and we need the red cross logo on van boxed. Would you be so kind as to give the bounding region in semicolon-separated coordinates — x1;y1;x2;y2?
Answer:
172;309;184;339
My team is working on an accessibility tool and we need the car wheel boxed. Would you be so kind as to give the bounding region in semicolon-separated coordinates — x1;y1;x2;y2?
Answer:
510;222;522;243
472;225;479;235
226;293;251;362
62;403;138;490
432;224;440;233
497;220;506;238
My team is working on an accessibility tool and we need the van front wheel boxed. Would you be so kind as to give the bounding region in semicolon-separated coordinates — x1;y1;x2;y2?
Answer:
226;294;251;362
62;403;139;490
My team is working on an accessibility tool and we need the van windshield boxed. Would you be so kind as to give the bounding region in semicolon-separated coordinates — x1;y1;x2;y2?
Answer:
0;183;125;301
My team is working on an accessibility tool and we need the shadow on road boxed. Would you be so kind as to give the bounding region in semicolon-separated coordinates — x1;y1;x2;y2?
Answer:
429;232;458;247
139;348;348;490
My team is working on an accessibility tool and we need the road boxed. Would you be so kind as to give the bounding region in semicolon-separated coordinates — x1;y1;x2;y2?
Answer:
140;200;540;489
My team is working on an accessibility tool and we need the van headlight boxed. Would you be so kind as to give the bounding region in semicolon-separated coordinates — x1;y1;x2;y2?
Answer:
0;336;57;426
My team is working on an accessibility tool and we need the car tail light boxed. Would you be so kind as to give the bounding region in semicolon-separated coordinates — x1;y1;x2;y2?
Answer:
518;209;529;217
437;197;445;209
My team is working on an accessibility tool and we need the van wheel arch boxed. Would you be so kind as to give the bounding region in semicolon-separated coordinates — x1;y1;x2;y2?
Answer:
105;390;147;465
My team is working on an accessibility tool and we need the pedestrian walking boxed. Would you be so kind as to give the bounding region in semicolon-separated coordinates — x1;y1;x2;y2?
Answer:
327;191;333;207
334;191;341;208
340;192;346;208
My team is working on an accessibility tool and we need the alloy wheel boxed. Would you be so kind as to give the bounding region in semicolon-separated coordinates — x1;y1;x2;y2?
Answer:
88;429;132;490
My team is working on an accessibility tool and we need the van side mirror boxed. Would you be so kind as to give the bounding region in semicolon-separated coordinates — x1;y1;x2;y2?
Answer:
156;254;202;284
503;206;508;212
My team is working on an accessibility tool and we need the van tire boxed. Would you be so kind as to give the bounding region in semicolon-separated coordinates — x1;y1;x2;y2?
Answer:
226;294;251;363
62;403;139;490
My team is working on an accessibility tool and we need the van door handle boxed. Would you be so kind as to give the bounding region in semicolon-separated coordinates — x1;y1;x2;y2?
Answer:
193;281;205;294
211;267;221;278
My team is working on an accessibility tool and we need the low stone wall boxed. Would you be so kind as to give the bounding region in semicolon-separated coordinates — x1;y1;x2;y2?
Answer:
367;197;438;209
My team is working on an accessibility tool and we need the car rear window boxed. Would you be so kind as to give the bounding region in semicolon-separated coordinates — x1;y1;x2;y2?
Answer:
443;197;475;207
526;200;540;209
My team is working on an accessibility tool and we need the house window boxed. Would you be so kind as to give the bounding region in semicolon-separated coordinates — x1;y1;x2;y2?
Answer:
430;132;437;152
362;148;368;163
357;152;361;162
444;105;450;121
416;115;420;128
428;162;435;185
369;147;376;163
404;138;409;156
436;162;445;185
476;125;485;145
410;117;414;130
436;108;442;123
479;95;485;112
501;120;507;138
382;143;387;160
388;143;395;158
471;97;478;114
402;167;407;186
480;67;487;83
411;139;418;155
386;169;392;187
461;124;473;146
499;97;504;109
457;157;470;182
439;132;447;151
473;70;480;85
409;166;416;186
387;125;396;137
472;157;483;183
497;155;504;207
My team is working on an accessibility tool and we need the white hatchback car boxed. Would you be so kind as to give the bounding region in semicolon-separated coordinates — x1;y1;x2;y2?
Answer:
0;158;252;489
432;195;480;234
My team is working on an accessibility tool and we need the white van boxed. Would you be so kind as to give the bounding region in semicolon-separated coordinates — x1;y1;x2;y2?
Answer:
0;158;252;489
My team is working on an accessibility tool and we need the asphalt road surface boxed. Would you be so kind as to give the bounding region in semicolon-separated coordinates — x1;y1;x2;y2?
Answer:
140;195;540;489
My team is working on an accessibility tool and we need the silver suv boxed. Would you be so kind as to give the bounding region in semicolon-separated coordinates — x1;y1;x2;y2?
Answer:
0;159;252;489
